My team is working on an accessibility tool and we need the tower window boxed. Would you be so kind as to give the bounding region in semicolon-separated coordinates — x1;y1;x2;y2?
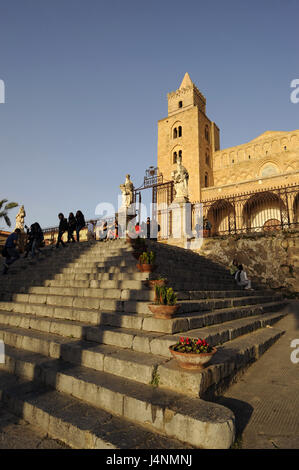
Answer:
204;173;209;187
173;128;177;139
178;126;182;137
204;125;210;142
205;152;210;166
173;152;177;164
248;155;251;159
178;150;182;160
178;101;183;108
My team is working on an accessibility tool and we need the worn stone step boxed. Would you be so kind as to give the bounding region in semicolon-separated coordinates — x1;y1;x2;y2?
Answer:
0;291;280;316
0;304;287;363
157;325;285;398
0;347;235;448
0;296;286;337
0;310;285;388
0;370;194;449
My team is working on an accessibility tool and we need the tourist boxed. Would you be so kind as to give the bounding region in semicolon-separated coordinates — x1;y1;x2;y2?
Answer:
56;213;68;248
2;228;21;274
235;264;253;290
87;220;96;241
135;222;141;238
230;259;239;277
75;210;86;242
146;217;151;239
24;225;33;258
67;212;77;243
31;222;44;258
204;219;212;236
98;220;108;241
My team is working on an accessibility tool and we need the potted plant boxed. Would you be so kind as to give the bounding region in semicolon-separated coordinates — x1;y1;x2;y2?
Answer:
169;336;217;370
136;251;156;273
148;286;180;319
144;275;168;292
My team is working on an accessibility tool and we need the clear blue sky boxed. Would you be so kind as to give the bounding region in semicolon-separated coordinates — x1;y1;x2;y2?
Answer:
0;0;298;229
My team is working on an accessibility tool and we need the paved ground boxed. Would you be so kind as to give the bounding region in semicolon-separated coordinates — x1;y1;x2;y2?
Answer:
0;405;69;449
215;300;299;449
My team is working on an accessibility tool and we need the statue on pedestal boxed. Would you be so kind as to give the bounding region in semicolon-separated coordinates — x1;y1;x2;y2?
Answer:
171;156;189;202
15;205;26;231
119;174;134;210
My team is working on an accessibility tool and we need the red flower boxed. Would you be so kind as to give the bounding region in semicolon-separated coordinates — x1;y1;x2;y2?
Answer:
197;339;202;345
186;337;189;344
179;337;185;344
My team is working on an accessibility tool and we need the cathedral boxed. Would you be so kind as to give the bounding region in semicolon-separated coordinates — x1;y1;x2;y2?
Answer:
157;73;299;234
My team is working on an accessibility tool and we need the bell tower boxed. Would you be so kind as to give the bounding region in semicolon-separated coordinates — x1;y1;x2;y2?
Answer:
157;73;220;202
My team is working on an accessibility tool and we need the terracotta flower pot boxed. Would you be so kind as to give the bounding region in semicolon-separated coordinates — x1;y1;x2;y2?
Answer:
145;279;167;288
136;263;155;273
169;347;217;370
148;304;180;319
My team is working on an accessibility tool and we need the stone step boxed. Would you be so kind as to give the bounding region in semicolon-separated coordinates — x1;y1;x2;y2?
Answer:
157;326;285;398
0;311;285;388
0;291;281;316
0;370;194;449
0;347;235;448
0;297;286;336
3;284;275;302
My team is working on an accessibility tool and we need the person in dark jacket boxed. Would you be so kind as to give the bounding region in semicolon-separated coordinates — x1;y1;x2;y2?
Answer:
75;210;85;242
56;213;68;248
31;223;44;257
67;212;77;243
2;228;21;274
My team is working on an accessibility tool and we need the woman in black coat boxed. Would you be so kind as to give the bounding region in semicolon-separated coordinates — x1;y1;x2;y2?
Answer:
68;212;77;242
76;210;86;242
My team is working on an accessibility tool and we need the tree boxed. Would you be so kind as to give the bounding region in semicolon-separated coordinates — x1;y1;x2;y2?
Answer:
0;199;18;227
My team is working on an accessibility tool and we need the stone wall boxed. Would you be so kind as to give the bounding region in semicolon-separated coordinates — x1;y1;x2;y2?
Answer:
197;231;299;294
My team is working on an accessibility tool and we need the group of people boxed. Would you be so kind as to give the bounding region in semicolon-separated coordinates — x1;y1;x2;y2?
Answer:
230;259;253;290
56;210;86;247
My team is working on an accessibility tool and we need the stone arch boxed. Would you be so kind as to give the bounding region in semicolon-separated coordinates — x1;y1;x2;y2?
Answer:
171;144;182;164
206;199;235;235
259;162;280;178
242;191;286;232
170;121;182;140
293;193;299;223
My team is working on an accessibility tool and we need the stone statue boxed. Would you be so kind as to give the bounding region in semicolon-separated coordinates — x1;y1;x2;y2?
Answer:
15;205;26;231
120;174;134;209
171;156;189;202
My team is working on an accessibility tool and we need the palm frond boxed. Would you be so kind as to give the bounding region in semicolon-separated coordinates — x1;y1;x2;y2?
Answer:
4;215;11;227
0;199;8;210
4;202;18;210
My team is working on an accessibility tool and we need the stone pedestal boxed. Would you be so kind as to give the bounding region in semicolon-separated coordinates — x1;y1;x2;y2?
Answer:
116;206;137;239
170;201;192;240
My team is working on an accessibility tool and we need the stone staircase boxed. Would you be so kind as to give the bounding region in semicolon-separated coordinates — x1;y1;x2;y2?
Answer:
0;239;288;449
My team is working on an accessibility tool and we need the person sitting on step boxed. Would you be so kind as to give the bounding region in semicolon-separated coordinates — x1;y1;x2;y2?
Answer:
235;264;253;290
230;258;239;277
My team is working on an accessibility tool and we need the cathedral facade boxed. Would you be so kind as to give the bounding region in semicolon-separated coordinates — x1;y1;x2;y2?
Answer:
157;73;299;234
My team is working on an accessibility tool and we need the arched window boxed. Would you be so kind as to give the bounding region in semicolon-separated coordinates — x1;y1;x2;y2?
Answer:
204;173;209;188
173;128;177;139
205;152;210;166
173;152;177;164
178;150;182;161
178;101;183;108
205;125;210;142
178;126;182;137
